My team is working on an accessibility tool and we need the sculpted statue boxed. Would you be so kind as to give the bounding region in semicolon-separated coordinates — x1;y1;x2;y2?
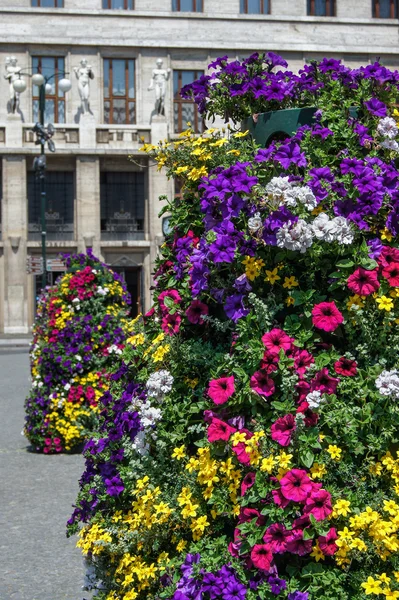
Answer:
73;58;94;112
148;58;171;116
4;56;22;114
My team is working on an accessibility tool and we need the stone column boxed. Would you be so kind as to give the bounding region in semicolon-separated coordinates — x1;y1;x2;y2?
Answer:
2;155;28;334
76;156;101;258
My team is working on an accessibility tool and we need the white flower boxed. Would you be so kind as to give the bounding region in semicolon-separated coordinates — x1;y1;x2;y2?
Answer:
97;286;109;296
146;370;174;400
276;219;313;253
376;369;399;398
293;185;317;211
330;216;354;245
305;390;324;409
312;213;334;242
64;383;71;391
107;344;122;355
76;355;82;361
381;139;399;151
265;176;292;208
377;116;398;140
72;297;80;303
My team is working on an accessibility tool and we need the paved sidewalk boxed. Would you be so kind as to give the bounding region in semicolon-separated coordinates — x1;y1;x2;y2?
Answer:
0;350;89;600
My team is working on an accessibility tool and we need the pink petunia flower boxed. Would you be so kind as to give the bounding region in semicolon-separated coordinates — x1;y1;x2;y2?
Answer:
207;417;236;443
161;312;181;336
311;368;339;395
271;414;296;447
250;370;275;397
272;487;290;509
296;380;311;403
263;523;291;554
262;328;293;355
334;357;357;377
261;351;280;374
208;376;235;405
241;472;256;496
286;530;313;556
378;245;399;268
280;469;313;503
292;348;314;377
158;289;181;313
312;301;344;333
186;300;209;324
250;544;273;571
238;507;265;526
318;527;339;556
303;488;333;521
347;267;380;296
382;262;399;287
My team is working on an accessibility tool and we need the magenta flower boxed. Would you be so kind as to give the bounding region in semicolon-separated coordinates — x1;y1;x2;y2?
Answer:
318;527;339;556
208;375;235;405
280;469;313;503
293;348;314;377
158;289;181;313
161;312;181;336
334;357;357;377
250;370;275;397
311;368;339;395
286;530;313;556
186;300;209;324
312;301;344;332
263;523;291;554
250;544;273;571
241;472;256;496
272;487;291;509
262;328;292;355
347;267;379;296
303;488;332;521
207;417;236;443
382;262;399;287
271;414;296;447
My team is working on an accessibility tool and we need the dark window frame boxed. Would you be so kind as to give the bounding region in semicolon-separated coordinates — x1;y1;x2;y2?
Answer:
173;69;204;134
307;0;336;16
100;171;146;236
372;0;398;17
32;56;65;124
31;0;64;6
102;0;134;9
240;0;270;14
103;58;136;125
172;0;203;12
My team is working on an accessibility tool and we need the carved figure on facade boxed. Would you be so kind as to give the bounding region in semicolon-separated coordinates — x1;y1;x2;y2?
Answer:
4;56;22;114
148;58;171;117
73;58;94;112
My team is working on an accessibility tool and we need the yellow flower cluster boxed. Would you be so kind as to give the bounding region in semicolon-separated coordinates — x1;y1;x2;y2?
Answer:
46;402;93;450
77;523;113;556
361;573;399;597
242;256;265;281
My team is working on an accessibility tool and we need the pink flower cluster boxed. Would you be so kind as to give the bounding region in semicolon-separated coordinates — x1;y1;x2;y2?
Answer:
158;289;209;335
346;246;399;296
69;266;96;300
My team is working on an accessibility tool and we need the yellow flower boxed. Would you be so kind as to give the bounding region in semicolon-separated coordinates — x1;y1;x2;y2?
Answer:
381;228;393;242
384;591;399;599
226;149;241;156
310;542;325;562
361;577;383;595
376;296;394;312
233;130;249;138
310;462;327;479
175;165;189;174
379;574;391;585
333;499;351;517
172;445;186;460
260;455;276;473
265;268;281;285
283;275;299;289
285;295;295;306
347;294;365;310
176;539;187;552
327;445;342;461
277;451;293;469
210;138;228;147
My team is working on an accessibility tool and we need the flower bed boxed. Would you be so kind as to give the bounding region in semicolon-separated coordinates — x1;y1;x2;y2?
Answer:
70;56;399;599
24;252;132;453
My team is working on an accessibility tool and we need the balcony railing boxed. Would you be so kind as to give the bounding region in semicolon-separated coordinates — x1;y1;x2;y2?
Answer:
28;211;74;241
24;124;79;148
96;125;151;149
101;213;145;241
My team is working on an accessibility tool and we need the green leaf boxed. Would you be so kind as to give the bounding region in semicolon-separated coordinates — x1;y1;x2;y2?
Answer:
300;449;315;469
335;259;354;268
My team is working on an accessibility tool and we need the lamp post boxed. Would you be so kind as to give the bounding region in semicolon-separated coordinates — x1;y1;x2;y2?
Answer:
13;70;72;290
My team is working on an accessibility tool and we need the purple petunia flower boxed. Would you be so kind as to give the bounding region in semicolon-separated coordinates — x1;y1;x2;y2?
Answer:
274;141;307;170
364;97;387;117
104;475;124;496
288;593;309;600
224;294;249;322
222;580;247;600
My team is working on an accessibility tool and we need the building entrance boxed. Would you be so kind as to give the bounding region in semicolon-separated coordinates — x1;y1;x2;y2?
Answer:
111;266;142;318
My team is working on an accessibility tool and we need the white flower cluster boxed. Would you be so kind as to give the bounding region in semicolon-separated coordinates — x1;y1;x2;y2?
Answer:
312;213;354;245
83;558;104;592
276;213;354;253
265;176;317;211
276;219;314;253
146;369;174;401
107;344;123;356
131;400;163;456
96;286;109;296
375;369;399;399
305;390;325;410
377;116;399;151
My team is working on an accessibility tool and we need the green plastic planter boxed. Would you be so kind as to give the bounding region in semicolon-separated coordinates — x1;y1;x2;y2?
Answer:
242;106;359;147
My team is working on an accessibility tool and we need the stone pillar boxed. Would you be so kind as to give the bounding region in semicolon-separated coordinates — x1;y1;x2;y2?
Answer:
76;156;101;258
79;113;96;149
6;113;23;149
149;115;169;293
2;155;28;334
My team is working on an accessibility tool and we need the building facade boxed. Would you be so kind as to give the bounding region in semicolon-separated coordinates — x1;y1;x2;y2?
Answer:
0;0;398;332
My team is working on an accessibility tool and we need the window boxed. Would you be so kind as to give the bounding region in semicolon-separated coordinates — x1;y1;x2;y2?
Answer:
102;0;134;8
174;70;204;133
372;0;398;17
32;57;65;124
240;0;270;14
172;0;203;11
31;0;64;6
100;171;145;240
103;59;135;124
307;0;336;15
28;171;74;241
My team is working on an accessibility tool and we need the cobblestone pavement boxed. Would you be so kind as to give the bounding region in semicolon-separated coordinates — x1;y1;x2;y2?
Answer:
0;349;89;600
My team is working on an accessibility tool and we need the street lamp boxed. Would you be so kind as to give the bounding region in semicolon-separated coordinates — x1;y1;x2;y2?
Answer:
13;70;72;290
